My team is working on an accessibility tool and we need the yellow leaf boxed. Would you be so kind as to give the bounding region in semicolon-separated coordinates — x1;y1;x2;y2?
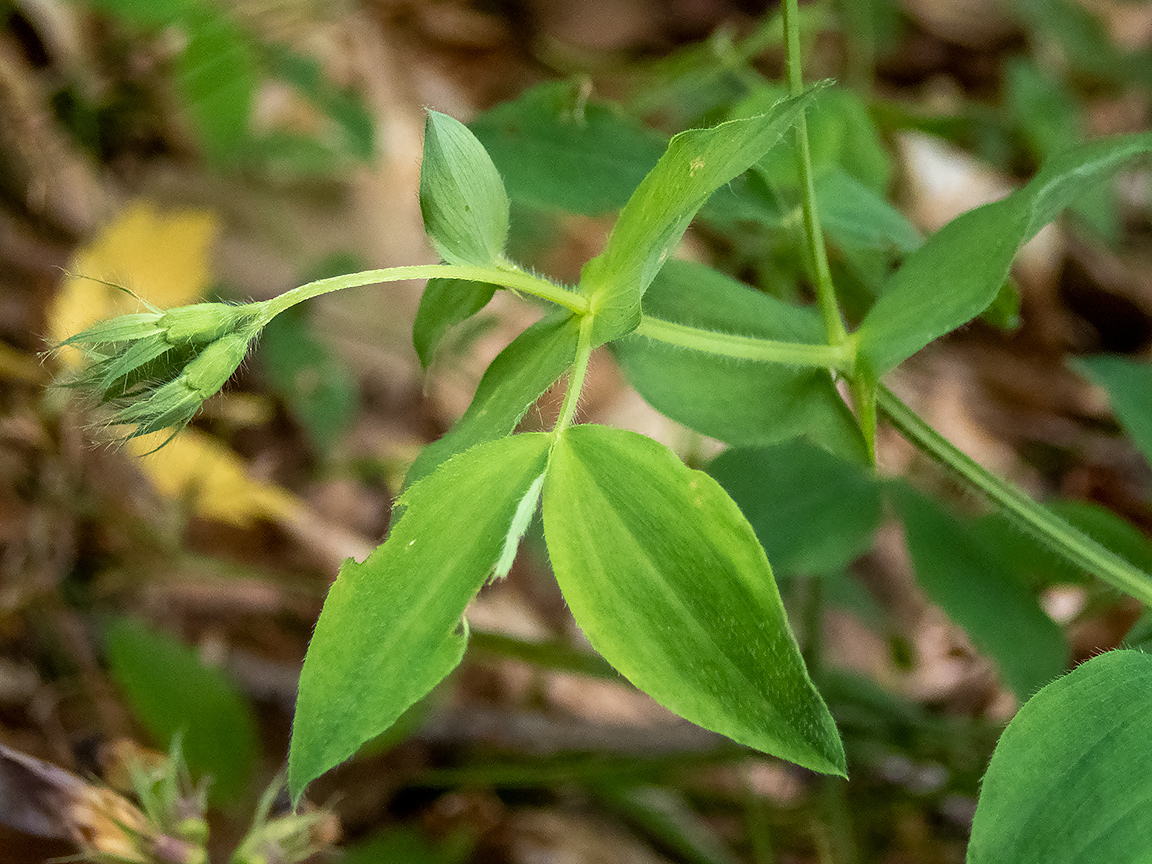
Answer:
128;429;301;528
49;201;219;356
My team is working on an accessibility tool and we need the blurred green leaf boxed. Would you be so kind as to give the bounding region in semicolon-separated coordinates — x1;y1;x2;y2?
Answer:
264;45;375;161
543;424;845;776
708;440;881;577
893;485;1068;700
104;617;259;804
290;433;552;800
470;81;667;216
259;303;357;456
176;6;258;165
968;650;1152;864
1071;355;1152;471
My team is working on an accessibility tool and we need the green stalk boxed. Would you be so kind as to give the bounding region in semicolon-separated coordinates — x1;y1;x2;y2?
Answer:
634;315;854;371
878;385;1152;607
781;0;845;348
255;263;588;325
554;311;596;436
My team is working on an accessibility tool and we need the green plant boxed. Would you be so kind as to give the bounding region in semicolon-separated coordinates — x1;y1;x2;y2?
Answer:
57;2;1152;858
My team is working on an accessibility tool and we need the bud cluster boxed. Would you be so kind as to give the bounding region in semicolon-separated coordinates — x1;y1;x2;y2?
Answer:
58;300;266;445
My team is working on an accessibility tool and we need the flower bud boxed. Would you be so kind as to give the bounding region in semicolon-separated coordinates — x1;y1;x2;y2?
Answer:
161;303;247;344
182;332;251;397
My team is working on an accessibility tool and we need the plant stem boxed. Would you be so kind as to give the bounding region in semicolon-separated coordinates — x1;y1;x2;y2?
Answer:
878;384;1152;608
255;263;588;324
634;315;854;371
554;311;596;435
782;0;846;348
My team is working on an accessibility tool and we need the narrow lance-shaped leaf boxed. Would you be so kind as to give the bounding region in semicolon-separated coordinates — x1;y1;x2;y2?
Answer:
580;89;818;345
968;650;1152;864
857;132;1152;376
543;424;846;775
420;110;510;266
404;310;580;487
289;433;552;800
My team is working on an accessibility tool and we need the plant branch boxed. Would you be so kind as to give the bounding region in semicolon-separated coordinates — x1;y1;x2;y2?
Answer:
256;263;588;324
634;315;855;370
554;311;596;435
782;0;846;347
878;385;1152;608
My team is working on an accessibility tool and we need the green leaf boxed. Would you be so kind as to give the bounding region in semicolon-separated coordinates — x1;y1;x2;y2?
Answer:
404;311;580;487
857;133;1152;375
543;424;845;776
580;90;817;344
89;0;190;29
968;650;1152;864
747;85;890;193
709;440;881;577
176;6;258;165
892;485;1068;700
419;111;510;266
817;168;921;254
1071;355;1152;471
612;260;867;463
289;432;552;800
103;617;259;804
259;303;357;455
470;81;668;216
264;45;375;161
412;278;498;370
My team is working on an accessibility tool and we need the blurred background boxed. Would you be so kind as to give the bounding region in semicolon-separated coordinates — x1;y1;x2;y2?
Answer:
1;0;1151;861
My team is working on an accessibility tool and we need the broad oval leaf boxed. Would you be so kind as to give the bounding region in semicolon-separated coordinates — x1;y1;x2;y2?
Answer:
580;90;817;345
404;310;580;487
968;650;1152;864
542;424;846;776
857;133;1152;375
612;260;867;464
104;616;259;804
419;110;511;266
893;485;1068;700
709;440;881;577
1071;355;1152;471
289;432;552;800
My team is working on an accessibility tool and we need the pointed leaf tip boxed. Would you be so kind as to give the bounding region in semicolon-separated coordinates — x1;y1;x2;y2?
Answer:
420;110;510;266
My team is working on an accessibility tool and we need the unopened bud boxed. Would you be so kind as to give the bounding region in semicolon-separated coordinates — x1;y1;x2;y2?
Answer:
182;332;251;397
162;303;247;344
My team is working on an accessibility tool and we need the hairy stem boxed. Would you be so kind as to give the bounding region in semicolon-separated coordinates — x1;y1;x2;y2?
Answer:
782;0;846;347
256;263;588;325
554;311;596;435
879;385;1152;607
634;315;854;370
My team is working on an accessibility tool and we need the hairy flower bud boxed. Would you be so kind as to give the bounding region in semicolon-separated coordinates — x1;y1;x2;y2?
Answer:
161;303;248;344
